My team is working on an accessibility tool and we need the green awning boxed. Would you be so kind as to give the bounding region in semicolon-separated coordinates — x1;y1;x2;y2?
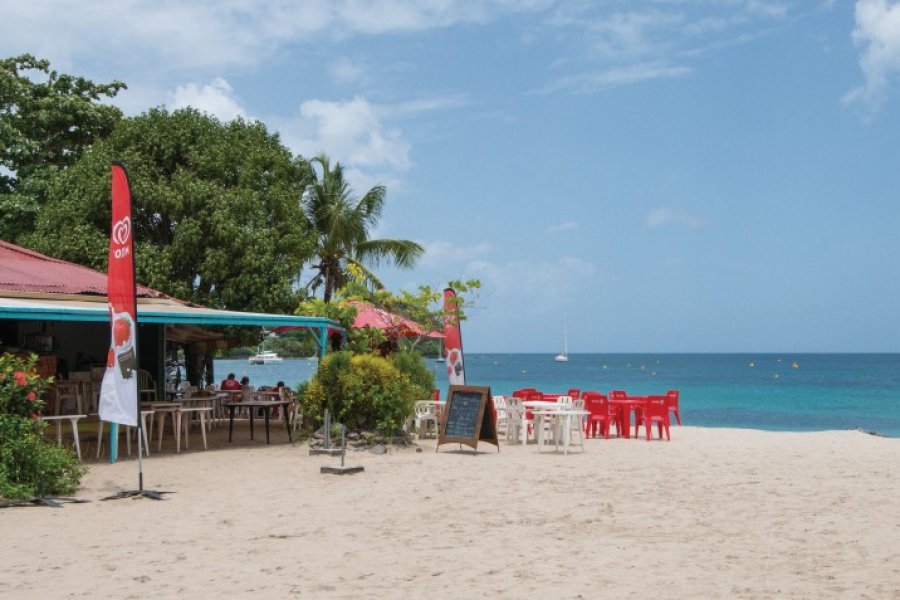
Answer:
0;295;339;331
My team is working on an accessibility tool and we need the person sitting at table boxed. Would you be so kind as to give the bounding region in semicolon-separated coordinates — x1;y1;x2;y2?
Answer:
220;373;241;391
271;381;286;417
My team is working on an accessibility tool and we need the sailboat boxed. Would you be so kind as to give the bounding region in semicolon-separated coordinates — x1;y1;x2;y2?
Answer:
554;315;569;362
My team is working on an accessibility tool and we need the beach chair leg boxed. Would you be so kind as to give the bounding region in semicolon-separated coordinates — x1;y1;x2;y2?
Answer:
97;421;104;459
71;419;82;460
200;412;208;450
156;412;165;452
178;412;185;453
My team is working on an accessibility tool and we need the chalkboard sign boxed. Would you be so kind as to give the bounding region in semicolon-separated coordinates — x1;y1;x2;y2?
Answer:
437;385;499;452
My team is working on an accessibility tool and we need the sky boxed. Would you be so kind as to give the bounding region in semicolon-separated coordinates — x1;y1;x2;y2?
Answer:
4;0;900;353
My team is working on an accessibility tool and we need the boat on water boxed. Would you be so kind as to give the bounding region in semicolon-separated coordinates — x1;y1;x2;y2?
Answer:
554;315;569;362
248;350;283;365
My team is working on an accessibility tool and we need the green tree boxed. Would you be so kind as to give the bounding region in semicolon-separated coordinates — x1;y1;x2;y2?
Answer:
300;153;424;302
0;54;125;241
23;107;313;315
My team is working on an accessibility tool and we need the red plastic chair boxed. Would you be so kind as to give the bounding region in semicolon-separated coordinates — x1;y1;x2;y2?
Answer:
640;396;671;441
608;390;630;437
431;389;440;402
583;392;615;438
566;388;581;400
665;389;681;425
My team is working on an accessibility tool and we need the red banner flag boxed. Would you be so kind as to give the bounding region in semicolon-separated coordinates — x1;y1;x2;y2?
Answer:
98;163;138;427
443;288;465;385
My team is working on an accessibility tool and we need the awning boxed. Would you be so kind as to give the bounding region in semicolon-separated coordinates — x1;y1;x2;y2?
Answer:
0;295;341;335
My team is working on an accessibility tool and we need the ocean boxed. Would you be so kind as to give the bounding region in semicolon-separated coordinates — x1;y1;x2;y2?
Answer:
215;353;900;438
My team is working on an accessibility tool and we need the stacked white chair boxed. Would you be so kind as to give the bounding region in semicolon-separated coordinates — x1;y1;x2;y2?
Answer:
505;396;526;444
492;395;508;435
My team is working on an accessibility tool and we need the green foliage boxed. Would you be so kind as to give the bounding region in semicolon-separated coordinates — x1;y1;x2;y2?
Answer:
296;275;481;355
0;54;125;240
24;107;314;314
300;153;424;302
340;355;417;434
0;353;84;500
298;351;417;436
391;351;435;400
0;415;84;500
0;354;49;417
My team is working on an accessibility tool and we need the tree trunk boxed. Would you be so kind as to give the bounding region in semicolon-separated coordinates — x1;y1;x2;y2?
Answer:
184;344;205;388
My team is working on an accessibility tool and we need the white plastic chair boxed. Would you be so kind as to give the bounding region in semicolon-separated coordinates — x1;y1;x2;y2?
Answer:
413;401;439;439
492;395;508;434
504;396;526;444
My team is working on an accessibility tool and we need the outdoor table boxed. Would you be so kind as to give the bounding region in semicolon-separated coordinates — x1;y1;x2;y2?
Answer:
181;392;229;428
533;409;589;454
226;400;293;444
609;396;648;439
143;401;180;451
42;414;86;460
521;400;567;445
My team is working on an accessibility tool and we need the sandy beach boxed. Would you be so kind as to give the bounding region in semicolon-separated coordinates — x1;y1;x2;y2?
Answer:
1;424;898;599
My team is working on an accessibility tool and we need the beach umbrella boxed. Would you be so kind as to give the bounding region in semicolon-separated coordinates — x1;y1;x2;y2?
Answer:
346;301;440;338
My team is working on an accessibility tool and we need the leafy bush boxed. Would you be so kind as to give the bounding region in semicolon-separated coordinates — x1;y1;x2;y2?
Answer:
391;351;435;400
299;351;418;436
0;353;84;500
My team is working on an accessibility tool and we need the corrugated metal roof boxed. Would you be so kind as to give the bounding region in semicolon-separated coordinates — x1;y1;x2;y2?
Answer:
0;240;168;299
0;241;342;339
0;295;338;328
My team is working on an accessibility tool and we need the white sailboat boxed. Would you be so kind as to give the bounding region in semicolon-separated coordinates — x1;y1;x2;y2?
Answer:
554;315;569;362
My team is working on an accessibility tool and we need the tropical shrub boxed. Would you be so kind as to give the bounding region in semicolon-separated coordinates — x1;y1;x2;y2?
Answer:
391;351;435;401
299;351;418;436
0;353;84;500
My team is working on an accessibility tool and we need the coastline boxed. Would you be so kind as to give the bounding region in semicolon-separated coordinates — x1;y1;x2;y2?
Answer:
2;425;898;598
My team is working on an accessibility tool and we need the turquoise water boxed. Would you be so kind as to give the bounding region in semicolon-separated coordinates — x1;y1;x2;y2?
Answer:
215;353;900;437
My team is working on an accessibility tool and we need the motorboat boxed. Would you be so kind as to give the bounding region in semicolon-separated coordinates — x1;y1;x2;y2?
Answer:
248;350;283;365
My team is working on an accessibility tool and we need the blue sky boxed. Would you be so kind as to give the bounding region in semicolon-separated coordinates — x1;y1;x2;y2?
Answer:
5;1;900;352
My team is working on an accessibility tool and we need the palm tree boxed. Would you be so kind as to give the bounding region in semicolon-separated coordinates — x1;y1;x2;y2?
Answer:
301;153;424;302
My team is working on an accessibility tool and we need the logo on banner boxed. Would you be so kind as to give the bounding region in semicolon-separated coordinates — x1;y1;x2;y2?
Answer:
112;216;131;259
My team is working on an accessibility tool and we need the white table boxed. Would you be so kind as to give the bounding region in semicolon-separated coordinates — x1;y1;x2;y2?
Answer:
42;414;86;460
518;400;567;445
533;409;589;454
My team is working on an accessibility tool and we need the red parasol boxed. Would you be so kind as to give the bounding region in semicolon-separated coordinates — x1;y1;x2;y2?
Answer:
346;301;441;338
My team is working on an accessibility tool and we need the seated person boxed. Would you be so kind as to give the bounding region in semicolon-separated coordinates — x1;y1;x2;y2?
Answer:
220;373;241;391
271;381;286;417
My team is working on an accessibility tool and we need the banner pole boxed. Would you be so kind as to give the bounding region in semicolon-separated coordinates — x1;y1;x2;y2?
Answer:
110;424;118;464
100;161;169;501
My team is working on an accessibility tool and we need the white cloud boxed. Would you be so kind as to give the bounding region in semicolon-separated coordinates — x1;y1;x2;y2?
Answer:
547;221;578;233
167;78;247;121
538;62;690;94
539;2;789;95
843;0;900;114
466;257;598;313
329;58;370;86
645;208;709;229
288;96;411;170
0;1;553;73
419;240;492;268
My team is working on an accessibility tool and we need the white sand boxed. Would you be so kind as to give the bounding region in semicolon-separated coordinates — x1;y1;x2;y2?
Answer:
1;425;898;599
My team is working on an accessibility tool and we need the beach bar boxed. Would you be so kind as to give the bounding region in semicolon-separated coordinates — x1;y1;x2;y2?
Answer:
0;240;341;407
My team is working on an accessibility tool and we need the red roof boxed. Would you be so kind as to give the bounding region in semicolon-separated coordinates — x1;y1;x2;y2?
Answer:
0;239;170;299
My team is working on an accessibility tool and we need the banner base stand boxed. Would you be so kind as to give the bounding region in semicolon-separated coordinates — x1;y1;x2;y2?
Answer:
101;489;173;501
0;497;91;509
